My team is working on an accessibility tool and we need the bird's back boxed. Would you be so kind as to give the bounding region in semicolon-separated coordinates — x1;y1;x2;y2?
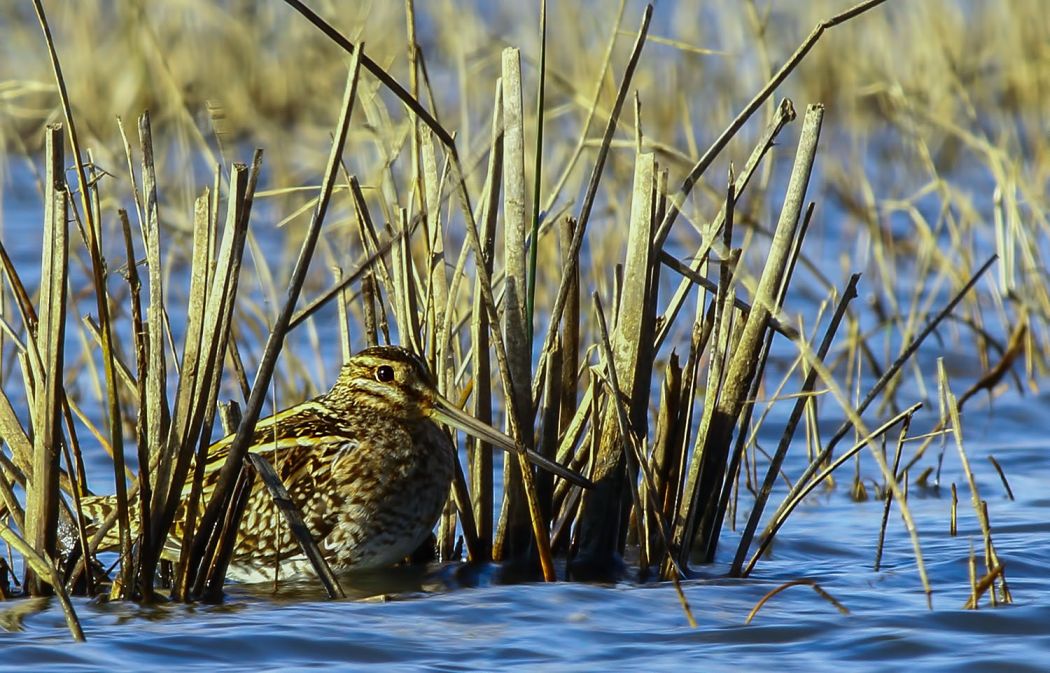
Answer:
80;390;456;581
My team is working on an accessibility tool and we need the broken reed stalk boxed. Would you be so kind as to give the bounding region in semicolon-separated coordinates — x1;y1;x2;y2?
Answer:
941;362;1011;605
136;112;173;556
24;124;68;597
188;52;363;598
671;104;824;572
494;46;535;563
572;151;657;575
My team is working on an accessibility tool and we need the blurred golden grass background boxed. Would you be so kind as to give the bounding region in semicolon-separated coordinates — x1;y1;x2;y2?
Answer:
3;0;1047;351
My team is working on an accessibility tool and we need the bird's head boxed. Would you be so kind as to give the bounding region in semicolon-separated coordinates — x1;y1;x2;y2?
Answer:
326;345;593;488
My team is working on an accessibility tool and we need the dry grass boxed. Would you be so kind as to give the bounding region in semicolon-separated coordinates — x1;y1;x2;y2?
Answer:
0;0;1039;637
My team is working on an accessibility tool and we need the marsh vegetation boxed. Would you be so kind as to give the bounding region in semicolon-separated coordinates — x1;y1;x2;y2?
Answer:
0;0;1043;644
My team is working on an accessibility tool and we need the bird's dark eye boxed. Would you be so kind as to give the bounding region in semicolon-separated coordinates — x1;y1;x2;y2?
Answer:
375;365;396;383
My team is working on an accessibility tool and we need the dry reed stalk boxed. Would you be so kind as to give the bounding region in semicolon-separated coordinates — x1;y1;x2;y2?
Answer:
23;124;67;597
189;53;363;597
745;578;850;625
730;273;860;576
588;292;681;580
468;78;504;560
494;46;535;563
672;105;824;571
440;93;559;582
530;4;653;407
654;99;794;349
572;151;657;574
941;361;1012;605
423;141;462;561
0;522;83;641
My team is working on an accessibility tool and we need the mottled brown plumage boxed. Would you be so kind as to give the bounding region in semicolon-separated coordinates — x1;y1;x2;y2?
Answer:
82;345;588;581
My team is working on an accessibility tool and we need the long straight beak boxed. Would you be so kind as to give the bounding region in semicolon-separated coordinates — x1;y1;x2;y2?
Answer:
431;394;594;489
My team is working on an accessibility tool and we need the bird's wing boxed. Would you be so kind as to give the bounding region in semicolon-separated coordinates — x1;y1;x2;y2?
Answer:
201;400;358;477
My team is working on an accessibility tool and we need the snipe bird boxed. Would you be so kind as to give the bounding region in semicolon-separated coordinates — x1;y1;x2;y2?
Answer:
82;345;589;581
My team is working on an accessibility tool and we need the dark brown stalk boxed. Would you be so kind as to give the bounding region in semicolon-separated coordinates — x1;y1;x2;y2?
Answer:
557;217;580;439
647;354;682;564
756;255;998;547
199;465;255;603
730;273;861;576
874;413;911;572
468;78;503;559
117;209;148;600
536;341;562;526
246;453;344;598
741;403;925;578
